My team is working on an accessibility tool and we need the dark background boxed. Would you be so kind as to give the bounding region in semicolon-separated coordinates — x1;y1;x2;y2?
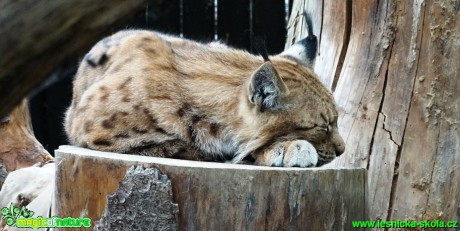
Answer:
29;0;294;155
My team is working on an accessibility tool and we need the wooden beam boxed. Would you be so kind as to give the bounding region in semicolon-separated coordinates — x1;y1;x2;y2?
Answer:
55;146;367;230
252;0;287;54
0;0;160;118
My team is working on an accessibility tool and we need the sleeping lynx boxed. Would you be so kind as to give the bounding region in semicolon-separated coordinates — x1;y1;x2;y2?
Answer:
65;17;345;167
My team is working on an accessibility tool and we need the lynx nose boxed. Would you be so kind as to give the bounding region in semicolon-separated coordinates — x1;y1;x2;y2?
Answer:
332;131;345;156
336;149;344;156
335;144;345;156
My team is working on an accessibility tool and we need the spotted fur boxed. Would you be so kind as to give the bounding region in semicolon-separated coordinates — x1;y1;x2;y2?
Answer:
65;27;345;167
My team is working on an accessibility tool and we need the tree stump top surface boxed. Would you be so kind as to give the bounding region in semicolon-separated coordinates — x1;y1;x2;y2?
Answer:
57;145;363;172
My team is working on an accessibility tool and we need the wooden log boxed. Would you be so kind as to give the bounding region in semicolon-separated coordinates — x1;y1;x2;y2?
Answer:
0;99;53;189
287;0;460;223
55;146;367;231
390;0;460;221
0;0;163;118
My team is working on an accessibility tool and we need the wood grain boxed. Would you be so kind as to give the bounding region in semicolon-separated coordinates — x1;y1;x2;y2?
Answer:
55;146;367;231
0;99;53;189
391;0;460;221
286;0;350;90
287;0;459;222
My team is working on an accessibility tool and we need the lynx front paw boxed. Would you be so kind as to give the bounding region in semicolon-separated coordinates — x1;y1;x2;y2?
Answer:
255;140;318;167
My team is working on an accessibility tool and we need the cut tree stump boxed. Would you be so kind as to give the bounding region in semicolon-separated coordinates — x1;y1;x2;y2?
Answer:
55;146;367;231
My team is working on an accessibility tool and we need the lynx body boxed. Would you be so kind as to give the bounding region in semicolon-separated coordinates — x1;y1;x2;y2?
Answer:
65;26;345;167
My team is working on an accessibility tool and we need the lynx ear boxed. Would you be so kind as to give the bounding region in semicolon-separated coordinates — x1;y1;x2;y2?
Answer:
248;62;289;112
280;14;317;68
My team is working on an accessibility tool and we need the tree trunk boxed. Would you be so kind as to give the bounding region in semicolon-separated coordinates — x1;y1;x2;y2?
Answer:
54;146;367;231
0;99;53;189
287;0;459;222
0;0;163;118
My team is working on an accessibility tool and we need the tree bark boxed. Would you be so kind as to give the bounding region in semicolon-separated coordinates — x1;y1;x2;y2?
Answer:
0;99;53;189
287;0;459;222
55;146;367;231
0;0;161;118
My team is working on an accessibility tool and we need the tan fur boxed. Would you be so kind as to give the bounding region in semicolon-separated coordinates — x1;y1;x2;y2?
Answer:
65;30;345;167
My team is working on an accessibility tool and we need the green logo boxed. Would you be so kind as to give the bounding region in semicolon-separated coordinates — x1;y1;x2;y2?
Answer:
1;203;34;227
1;203;91;229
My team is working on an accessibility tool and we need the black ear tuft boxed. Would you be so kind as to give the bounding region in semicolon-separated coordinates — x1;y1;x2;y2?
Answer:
251;33;270;62
280;13;318;68
303;13;318;62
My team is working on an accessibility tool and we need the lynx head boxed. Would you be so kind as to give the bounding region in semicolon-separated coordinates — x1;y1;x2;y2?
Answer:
239;15;345;166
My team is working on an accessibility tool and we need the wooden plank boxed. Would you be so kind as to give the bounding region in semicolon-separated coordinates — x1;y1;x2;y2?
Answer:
182;0;215;41
286;0;348;89
252;0;286;54
315;0;349;90
367;0;424;221
0;0;158;118
391;0;460;221
367;113;399;220
351;0;419;221
127;0;181;34
54;146;367;231
329;0;393;169
217;0;251;50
